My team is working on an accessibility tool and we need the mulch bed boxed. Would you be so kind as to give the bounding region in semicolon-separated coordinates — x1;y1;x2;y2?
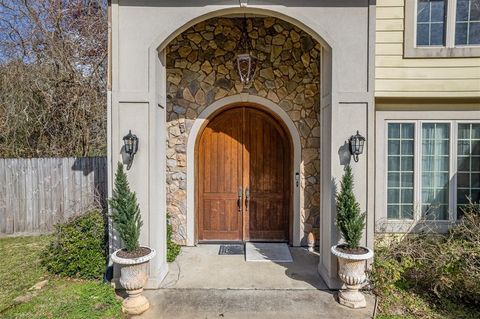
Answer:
336;244;369;255
117;247;151;259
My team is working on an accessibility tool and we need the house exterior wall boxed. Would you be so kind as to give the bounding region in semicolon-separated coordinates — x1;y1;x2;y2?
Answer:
375;0;480;98
109;0;376;289
374;0;480;235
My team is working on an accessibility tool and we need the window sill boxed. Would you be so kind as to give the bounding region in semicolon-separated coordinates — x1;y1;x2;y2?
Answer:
404;45;480;58
376;219;456;233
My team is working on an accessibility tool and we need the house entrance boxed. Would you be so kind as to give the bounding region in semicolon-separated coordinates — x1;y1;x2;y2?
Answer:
197;105;292;242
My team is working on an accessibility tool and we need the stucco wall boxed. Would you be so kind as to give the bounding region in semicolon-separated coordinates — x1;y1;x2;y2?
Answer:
165;17;321;245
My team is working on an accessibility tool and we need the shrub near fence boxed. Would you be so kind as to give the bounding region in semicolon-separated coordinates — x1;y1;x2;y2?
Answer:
0;157;107;235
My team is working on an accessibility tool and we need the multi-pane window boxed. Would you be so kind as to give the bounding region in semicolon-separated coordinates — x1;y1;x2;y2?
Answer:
385;121;480;222
421;123;450;220
455;0;480;45
457;124;480;216
417;0;447;45
387;124;415;219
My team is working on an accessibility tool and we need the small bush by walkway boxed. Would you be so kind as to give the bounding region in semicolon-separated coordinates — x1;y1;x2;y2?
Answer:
42;210;107;279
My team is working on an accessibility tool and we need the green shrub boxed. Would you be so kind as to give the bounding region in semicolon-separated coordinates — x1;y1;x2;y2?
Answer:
167;214;180;263
42;210;106;279
335;165;366;249
109;162;142;252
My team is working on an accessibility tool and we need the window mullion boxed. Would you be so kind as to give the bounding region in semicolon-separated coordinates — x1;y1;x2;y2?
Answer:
450;121;457;221
415;120;422;221
467;0;471;45
446;0;457;47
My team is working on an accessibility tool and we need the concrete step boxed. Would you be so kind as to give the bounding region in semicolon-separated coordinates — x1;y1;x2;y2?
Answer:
135;288;375;319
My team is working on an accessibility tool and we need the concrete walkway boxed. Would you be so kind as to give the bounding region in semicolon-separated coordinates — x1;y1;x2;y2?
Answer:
136;289;375;319
133;245;375;319
160;245;328;290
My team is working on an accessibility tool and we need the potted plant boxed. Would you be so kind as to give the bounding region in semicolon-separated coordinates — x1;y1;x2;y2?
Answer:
331;165;373;309
109;162;156;315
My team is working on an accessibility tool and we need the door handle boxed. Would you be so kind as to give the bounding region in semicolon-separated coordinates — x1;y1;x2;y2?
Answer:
245;187;250;211
237;187;243;212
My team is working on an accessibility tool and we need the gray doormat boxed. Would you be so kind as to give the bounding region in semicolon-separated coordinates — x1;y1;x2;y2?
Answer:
218;244;245;255
245;242;293;262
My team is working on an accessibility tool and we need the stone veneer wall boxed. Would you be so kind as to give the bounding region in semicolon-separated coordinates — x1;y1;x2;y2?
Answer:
165;17;321;245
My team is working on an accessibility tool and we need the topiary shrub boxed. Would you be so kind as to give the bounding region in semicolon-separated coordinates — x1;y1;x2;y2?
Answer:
336;165;366;249
109;162;142;252
166;214;180;263
42;210;106;279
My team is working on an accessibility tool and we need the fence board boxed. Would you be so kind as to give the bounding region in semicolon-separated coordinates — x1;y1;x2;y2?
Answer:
0;157;107;235
0;160;5;233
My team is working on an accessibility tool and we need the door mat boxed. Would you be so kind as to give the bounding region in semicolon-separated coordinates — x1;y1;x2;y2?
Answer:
218;244;245;255
245;242;293;262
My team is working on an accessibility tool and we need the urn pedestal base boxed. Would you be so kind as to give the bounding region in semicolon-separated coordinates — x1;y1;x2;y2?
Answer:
338;286;366;309
122;288;150;315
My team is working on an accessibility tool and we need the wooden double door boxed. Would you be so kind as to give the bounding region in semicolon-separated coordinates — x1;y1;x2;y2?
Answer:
197;106;291;242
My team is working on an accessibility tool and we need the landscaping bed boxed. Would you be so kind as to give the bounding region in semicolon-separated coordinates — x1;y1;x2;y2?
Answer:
371;203;480;319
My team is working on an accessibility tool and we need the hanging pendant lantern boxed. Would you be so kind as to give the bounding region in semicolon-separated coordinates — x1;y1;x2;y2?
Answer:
235;16;257;85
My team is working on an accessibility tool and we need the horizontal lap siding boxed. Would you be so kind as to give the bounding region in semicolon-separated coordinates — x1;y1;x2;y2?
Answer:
375;0;480;98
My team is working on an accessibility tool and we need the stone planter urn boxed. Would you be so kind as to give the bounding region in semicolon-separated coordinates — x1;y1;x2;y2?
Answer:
111;247;156;315
331;245;374;309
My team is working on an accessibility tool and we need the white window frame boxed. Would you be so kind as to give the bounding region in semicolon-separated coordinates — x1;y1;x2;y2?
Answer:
375;109;480;233
404;0;480;57
385;120;417;221
454;120;480;215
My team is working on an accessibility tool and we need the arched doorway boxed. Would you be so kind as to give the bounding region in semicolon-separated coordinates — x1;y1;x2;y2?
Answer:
196;105;292;243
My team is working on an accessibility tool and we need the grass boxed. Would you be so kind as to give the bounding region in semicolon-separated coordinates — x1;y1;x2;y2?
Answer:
0;235;124;319
0;236;50;311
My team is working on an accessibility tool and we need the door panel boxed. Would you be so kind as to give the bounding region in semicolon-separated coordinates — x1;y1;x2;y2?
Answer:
197;106;290;242
198;108;243;241
244;108;290;241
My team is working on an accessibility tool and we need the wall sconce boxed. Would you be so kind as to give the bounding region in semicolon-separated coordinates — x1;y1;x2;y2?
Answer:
349;131;365;162
123;130;138;170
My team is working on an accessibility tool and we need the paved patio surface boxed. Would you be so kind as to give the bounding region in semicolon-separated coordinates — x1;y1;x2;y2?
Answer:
133;245;375;319
160;244;327;290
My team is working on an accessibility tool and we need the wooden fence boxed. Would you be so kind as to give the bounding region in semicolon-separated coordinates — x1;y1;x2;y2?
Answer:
0;157;107;235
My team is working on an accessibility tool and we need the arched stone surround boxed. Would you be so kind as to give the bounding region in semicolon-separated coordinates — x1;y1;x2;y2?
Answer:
165;17;321;246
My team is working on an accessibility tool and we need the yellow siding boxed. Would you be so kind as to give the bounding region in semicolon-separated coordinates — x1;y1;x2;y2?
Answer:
375;0;480;98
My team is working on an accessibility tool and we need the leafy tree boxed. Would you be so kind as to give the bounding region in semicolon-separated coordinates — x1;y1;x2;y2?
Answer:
109;162;142;252
336;165;366;249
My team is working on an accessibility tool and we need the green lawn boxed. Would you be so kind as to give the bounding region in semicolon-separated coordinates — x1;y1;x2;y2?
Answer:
0;236;123;319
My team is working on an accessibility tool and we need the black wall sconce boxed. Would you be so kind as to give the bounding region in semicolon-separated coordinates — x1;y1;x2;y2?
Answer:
349;131;365;162
123;130;138;170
